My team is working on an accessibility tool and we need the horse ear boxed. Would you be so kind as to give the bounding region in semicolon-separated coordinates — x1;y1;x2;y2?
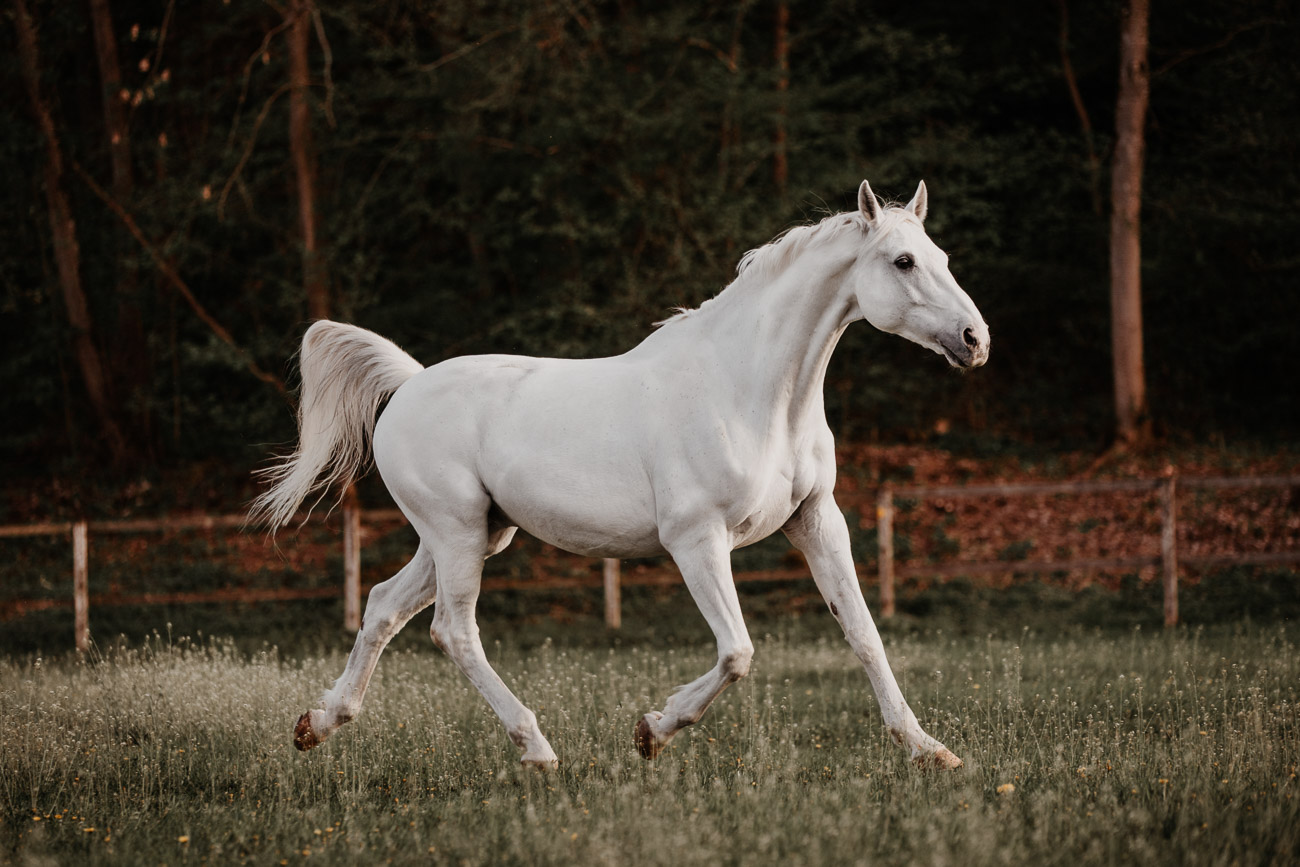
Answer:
905;180;928;222
858;180;883;226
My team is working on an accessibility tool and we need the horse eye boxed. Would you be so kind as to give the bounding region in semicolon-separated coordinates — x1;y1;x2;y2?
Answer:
894;255;914;271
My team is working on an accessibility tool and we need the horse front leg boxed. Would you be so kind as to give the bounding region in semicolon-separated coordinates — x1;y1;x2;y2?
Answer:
784;493;962;769
636;529;754;759
294;545;436;750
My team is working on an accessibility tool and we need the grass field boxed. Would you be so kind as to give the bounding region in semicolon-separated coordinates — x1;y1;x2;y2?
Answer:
2;611;1297;866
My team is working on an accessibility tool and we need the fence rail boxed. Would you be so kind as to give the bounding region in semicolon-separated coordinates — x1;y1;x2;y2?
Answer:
3;473;1298;651
875;473;1300;626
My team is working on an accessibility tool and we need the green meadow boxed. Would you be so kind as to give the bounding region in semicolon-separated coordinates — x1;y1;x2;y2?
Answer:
2;600;1297;866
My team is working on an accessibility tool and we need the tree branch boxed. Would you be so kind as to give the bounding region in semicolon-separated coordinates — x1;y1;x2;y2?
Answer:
218;81;295;220
418;26;514;74
225;16;294;153
1055;0;1102;215
71;159;288;396
309;4;335;128
1153;19;1272;76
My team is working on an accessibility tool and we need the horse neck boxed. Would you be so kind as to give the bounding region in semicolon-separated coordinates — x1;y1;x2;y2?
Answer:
693;244;859;435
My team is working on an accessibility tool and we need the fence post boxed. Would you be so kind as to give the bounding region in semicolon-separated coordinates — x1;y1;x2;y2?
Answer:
72;520;89;653
877;486;895;618
1161;474;1179;628
603;558;622;629
343;504;361;632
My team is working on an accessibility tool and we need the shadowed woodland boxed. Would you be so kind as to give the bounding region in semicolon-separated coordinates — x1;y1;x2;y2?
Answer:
3;9;1300;864
2;0;1298;488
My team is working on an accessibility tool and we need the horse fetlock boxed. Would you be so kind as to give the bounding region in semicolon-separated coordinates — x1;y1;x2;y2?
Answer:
512;718;557;768
319;688;358;726
506;712;540;749
720;644;754;681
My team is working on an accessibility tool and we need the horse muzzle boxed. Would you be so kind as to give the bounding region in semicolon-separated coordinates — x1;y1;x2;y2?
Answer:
939;322;990;369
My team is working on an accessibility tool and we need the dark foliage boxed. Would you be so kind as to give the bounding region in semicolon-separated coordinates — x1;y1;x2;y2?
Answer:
2;0;1297;480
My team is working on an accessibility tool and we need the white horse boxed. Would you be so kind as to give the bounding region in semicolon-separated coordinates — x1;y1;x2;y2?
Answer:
252;180;988;770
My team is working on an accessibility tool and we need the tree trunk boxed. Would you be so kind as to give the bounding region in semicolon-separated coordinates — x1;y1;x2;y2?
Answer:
773;1;789;198
1109;0;1152;448
1055;0;1103;215
89;0;152;450
15;0;128;462
287;0;345;508
89;0;132;201
288;0;330;320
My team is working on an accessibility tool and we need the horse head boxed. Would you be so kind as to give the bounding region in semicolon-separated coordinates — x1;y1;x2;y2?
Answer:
850;180;990;370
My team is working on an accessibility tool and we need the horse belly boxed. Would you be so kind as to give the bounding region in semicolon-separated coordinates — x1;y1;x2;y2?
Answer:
488;469;665;559
477;375;665;558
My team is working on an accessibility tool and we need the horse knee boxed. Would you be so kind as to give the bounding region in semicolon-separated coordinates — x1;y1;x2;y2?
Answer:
361;611;400;641
360;587;404;637
720;643;754;682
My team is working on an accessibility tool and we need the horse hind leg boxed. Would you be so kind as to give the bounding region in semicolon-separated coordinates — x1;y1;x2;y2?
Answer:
294;545;437;751
428;522;558;769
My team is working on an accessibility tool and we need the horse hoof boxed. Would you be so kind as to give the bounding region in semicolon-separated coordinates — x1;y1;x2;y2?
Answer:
520;756;559;771
293;711;320;751
915;747;963;770
634;712;665;760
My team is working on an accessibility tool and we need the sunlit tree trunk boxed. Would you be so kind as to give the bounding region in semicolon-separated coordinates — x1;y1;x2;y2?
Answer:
1109;0;1152;447
15;0;128;462
288;0;353;509
288;0;330;321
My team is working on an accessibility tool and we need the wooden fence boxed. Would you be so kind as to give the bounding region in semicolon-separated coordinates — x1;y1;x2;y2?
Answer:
875;474;1300;627
2;473;1297;651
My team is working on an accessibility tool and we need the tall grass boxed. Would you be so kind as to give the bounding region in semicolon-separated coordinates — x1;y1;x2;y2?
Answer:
1;624;1297;865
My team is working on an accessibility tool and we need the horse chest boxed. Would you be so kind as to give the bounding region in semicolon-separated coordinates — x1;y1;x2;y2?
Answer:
723;453;819;550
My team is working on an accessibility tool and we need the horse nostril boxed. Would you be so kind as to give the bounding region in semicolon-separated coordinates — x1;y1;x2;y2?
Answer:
962;326;979;349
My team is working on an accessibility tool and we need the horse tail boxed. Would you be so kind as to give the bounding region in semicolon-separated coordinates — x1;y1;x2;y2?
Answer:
249;320;424;530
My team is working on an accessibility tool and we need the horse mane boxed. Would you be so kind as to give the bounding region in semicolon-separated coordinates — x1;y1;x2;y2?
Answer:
656;204;915;327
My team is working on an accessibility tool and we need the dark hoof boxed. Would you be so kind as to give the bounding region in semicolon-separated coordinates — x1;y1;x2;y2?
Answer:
634;714;663;760
293;711;320;751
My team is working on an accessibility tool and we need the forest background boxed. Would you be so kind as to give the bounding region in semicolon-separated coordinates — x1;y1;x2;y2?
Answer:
2;0;1297;502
